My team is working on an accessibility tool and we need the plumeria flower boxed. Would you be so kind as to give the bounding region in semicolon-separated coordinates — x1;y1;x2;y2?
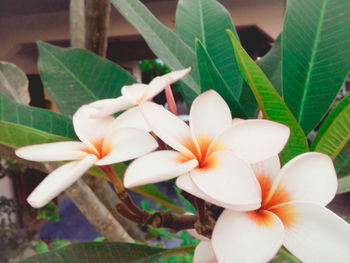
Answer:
89;67;191;119
124;90;290;210
209;152;350;263
15;105;158;208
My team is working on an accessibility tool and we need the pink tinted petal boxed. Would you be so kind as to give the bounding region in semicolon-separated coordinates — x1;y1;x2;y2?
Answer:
212;209;284;263
143;68;191;101
190;150;261;210
15;141;85;162
121;83;148;101
110;107;151;132
89;97;136;118
96;128;158;165
176;174;209;201
217;119;290;163
189;90;231;156
193;241;218;263
73;105;114;148
124;151;198;188
283;202;350;263
278;152;337;206
27;154;97;208
140;101;193;155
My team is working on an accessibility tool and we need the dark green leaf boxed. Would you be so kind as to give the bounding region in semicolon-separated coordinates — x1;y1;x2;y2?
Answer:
38;41;136;116
109;0;200;106
175;0;242;98
311;94;349;159
20;242;166;263
282;0;350;134
257;35;282;95
227;30;309;163
195;39;248;118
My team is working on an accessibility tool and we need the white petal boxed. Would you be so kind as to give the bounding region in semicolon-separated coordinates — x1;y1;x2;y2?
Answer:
121;83;148;101
194;241;218;263
15;141;85;162
73;105;115;148
176;174;210;201
143;67;191;101
189;90;232;158
124;151;198;188
89;97;136;118
190;150;261;211
27;154;97;208
277;152;337;206
212;209;284;263
140;101;193;155
96;128;158;165
251;155;281;181
110;107;151;133
217;119;290;164
283;202;350;263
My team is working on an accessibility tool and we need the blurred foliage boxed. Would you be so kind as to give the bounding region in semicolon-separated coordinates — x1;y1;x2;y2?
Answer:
36;202;60;222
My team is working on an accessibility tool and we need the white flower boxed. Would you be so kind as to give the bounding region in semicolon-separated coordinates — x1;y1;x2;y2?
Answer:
210;153;350;263
124;90;290;211
89;67;191;118
15;105;158;208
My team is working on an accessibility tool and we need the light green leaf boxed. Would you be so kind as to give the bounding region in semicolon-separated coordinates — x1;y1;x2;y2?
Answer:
0;61;30;105
175;0;242;98
310;94;350;192
227;30;309;163
282;0;350;135
109;0;200;106
311;94;350;159
195;39;248;118
257;35;282;95
38;41;136;116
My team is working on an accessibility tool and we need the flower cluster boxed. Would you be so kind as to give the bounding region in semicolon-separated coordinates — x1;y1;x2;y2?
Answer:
16;68;350;262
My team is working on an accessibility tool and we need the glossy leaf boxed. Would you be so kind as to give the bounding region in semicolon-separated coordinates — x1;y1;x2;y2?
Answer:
109;0;200;106
282;0;350;134
311;94;350;192
0;61;30;105
311;94;350;159
38;41;136;116
227;30;309;163
195;39;248;118
175;0;242;98
20;242;165;263
257;35;282;95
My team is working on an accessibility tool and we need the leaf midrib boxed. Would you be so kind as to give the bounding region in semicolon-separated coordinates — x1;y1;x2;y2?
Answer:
297;0;327;123
40;44;98;101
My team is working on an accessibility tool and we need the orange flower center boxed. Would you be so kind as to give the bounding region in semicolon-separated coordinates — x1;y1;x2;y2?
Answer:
81;138;113;160
177;136;224;171
247;174;297;228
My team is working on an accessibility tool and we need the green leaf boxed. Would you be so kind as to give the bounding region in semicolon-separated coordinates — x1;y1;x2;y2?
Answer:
257;35;282;95
175;0;242;98
227;30;309;163
20;242;165;263
311;94;350;159
282;0;350;135
0;92;76;149
109;0;200;106
0;61;30;105
38;41;136;116
195;39;248;118
310;94;350;192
